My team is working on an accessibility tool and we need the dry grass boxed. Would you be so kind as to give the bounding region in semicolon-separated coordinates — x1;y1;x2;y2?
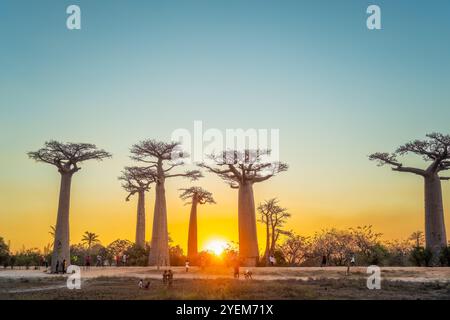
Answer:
1;276;449;300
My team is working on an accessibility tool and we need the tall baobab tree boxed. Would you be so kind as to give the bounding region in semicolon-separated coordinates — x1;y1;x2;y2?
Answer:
81;231;100;256
200;150;288;266
179;187;216;261
258;198;291;265
130;140;202;267
28;141;111;272
369;133;450;264
119;166;155;248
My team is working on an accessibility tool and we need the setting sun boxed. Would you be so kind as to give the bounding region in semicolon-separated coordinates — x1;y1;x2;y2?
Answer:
204;240;228;256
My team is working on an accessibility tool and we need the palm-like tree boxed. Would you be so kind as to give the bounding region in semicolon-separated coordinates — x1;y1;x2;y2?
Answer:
81;231;100;255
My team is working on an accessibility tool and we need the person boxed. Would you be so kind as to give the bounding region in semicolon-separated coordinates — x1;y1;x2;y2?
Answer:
62;259;66;274
162;270;168;284
138;279;144;289
167;269;173;286
144;281;150;289
350;254;356;266
55;260;60;274
44;258;48;269
269;255;276;266
85;255;91;270
321;255;327;267
115;255;120;267
244;269;253;280
96;255;102;267
122;254;127;266
233;263;240;279
185;260;190;272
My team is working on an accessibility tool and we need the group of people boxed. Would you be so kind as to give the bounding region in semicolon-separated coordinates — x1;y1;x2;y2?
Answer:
320;254;356;268
54;259;67;274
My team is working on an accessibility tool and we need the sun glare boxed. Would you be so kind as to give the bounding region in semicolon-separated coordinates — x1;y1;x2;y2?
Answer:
204;239;228;256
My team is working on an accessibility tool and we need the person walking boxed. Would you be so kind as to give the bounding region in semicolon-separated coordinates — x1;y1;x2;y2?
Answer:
185;260;190;272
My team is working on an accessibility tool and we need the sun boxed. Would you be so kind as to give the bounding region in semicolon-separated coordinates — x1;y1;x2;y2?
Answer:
204;239;228;256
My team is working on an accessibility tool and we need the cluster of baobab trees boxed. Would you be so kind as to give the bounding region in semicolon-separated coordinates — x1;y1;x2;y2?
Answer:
29;140;286;271
28;132;449;271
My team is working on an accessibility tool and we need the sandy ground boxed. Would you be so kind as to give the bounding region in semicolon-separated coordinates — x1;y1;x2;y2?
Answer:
1;266;449;283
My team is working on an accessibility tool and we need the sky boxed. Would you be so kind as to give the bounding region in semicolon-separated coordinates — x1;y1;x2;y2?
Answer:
1;0;450;253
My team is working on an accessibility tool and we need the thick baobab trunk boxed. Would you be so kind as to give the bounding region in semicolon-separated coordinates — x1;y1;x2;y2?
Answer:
148;182;170;267
238;182;259;266
187;200;198;260
424;174;447;264
51;173;72;273
135;190;146;248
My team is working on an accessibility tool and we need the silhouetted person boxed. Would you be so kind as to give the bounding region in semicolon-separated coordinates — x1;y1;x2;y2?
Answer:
55;260;60;274
234;263;240;279
62;259;66;273
168;269;173;286
162;270;168;284
321;255;327;267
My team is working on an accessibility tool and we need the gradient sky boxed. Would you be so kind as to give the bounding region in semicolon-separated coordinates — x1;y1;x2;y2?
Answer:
1;0;450;253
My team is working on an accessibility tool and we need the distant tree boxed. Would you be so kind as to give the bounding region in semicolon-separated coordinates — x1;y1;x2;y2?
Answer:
278;233;310;266
179;187;215;261
369;133;450;264
0;237;10;267
81;231;100;256
130;140;201;267
28;141;111;272
409;231;425;248
200;150;288;266
258;198;291;264
107;239;133;259
119;166;155;248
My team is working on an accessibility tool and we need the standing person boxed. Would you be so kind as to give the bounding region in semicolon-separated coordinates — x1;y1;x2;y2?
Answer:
168;270;173;286
269;255;276;266
62;259;66;274
233;262;240;279
321;255;327;267
185;260;190;272
162;270;168;284
85;255;91;270
138;279;144;289
122;254;127;266
350;254;356;266
96;255;102;267
115;255;120;267
55;260;60;274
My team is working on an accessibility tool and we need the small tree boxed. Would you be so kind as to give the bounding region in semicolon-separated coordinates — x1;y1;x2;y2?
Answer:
28;141;111;272
81;231;100;257
179;187;215;261
258;198;291;264
119;166;155;248
278;233;310;266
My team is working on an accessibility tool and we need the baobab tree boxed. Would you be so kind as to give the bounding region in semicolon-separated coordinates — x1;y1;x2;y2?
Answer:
200;150;288;266
258;198;291;265
179;187;215;261
28;141;111;272
130;140;202;267
369;133;450;264
119;166;155;248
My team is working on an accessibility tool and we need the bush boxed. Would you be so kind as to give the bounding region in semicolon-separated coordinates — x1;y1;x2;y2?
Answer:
439;246;450;266
410;247;433;267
